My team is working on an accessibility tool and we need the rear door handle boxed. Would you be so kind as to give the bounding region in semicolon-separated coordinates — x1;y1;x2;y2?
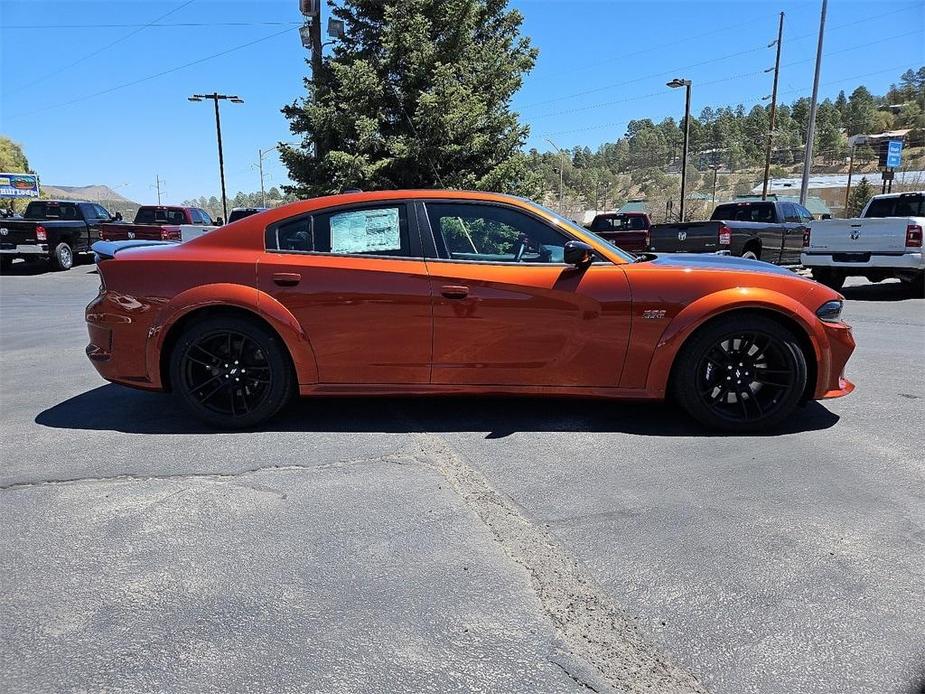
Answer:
272;272;301;287
441;285;469;299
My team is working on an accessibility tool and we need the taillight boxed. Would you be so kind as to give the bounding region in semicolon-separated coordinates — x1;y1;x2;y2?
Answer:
718;224;731;246
35;225;46;241
644;231;651;249
802;227;811;247
906;224;922;248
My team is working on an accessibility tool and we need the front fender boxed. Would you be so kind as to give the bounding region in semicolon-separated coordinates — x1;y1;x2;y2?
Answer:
645;287;826;398
145;283;318;388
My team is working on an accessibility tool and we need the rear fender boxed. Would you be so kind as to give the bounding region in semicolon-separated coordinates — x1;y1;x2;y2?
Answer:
146;283;318;388
645;287;826;398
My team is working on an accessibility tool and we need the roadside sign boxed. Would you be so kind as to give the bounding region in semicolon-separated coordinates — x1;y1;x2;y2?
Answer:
886;140;902;168
0;172;39;198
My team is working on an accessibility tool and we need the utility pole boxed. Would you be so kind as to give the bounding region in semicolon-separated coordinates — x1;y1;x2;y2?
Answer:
152;175;164;204
667;78;692;221
545;138;566;212
258;149;267;208
799;0;827;205
710;164;721;206
762;12;784;200
299;1;341;162
843;145;855;217
188;92;244;222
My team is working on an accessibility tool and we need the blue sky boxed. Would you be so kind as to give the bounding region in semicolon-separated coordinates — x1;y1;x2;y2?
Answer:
1;0;922;205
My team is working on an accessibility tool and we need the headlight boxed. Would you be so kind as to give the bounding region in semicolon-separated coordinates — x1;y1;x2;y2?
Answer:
816;299;843;323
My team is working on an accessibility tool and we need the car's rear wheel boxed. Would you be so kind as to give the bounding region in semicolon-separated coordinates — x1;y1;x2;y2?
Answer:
741;248;760;261
169;316;293;429
811;267;845;290
0;256;12;271
50;242;73;271
672;315;808;432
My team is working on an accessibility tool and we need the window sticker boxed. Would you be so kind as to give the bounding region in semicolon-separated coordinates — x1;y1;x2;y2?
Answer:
330;208;401;254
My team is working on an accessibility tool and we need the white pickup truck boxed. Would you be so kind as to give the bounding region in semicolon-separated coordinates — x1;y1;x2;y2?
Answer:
802;191;924;293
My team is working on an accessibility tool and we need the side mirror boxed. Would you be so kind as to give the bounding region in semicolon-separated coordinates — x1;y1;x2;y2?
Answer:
564;240;594;268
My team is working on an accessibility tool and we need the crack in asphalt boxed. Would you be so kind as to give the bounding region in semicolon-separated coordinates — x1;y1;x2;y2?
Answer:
410;431;709;694
0;453;415;491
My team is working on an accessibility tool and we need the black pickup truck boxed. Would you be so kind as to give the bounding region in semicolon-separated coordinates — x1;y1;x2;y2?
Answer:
648;200;812;265
0;200;115;271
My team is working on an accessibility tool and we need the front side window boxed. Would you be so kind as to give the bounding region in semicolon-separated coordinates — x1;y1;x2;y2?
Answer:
425;202;571;263
270;204;412;257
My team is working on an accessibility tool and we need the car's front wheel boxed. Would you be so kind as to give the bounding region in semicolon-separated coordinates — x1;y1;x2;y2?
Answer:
672;315;808;432
169;316;294;429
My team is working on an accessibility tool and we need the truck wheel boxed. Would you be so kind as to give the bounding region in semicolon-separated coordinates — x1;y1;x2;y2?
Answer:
672;314;807;432
741;248;760;261
169;316;294;429
900;272;925;297
50;242;74;271
0;256;11;272
811;267;845;290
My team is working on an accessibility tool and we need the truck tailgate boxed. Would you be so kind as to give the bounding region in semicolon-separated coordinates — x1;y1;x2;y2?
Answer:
100;223;181;241
649;221;720;253
808;217;918;254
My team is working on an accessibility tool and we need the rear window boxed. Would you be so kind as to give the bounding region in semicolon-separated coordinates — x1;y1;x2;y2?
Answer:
590;214;648;232
711;202;776;223
229;208;262;223
134;207;185;225
864;194;924;218
23;201;80;220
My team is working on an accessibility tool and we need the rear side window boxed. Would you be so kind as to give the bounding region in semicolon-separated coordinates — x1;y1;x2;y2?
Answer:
269;204;412;257
198;209;214;225
711;203;775;223
866;195;924;218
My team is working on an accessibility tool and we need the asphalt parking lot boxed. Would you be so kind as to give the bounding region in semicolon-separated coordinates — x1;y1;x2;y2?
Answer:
1;260;923;694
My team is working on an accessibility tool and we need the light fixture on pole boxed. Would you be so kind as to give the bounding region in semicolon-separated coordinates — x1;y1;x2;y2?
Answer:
667;78;692;222
188;92;244;222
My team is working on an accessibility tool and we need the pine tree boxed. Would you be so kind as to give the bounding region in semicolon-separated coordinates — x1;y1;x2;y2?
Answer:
847;177;873;218
280;0;539;197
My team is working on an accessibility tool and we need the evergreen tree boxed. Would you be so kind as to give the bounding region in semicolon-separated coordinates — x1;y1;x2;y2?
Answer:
280;0;538;196
847;177;873;217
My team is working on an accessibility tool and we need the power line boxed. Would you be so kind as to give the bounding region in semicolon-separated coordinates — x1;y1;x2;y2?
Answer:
7;0;197;95
520;2;921;113
4;21;302;29
5;26;297;121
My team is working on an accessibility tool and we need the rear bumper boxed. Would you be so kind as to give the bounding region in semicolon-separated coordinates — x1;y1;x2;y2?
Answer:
0;244;48;256
815;320;856;400
802;251;925;271
85;290;162;391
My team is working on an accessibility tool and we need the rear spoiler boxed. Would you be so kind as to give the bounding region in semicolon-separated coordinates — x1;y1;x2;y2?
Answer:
92;239;175;262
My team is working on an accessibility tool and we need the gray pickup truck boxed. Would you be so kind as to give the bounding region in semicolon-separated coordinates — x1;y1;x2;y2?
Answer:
648;200;812;265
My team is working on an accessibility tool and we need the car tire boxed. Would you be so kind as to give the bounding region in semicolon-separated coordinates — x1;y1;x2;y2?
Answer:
741;248;760;261
811;267;845;290
50;242;73;271
672;314;808;432
169;315;294;429
899;272;925;297
0;256;11;272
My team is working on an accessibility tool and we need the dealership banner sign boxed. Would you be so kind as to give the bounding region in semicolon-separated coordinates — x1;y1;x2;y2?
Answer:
0;173;40;198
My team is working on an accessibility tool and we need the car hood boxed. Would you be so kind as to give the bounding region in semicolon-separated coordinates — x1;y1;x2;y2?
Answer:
645;253;797;276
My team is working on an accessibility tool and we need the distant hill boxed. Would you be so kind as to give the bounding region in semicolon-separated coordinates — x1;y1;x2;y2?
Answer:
42;184;137;204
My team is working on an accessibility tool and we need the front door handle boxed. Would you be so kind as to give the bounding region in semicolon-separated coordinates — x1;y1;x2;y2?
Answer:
441;285;469;299
272;272;301;287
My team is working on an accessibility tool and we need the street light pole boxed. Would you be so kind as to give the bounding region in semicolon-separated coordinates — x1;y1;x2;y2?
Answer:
799;0;827;205
188;92;244;222
545;138;566;212
667;78;692;222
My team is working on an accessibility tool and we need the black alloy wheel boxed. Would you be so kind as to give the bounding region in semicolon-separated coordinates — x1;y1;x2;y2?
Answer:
170;316;293;429
673;315;807;432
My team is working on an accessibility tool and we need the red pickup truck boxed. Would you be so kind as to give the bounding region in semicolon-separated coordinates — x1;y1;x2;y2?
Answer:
100;205;216;242
585;212;652;253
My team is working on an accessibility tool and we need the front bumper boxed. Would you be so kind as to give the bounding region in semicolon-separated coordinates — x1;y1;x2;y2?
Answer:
815;320;856;400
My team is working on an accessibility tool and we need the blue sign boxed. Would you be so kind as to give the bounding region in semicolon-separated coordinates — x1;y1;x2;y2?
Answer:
0;173;40;198
886;140;903;169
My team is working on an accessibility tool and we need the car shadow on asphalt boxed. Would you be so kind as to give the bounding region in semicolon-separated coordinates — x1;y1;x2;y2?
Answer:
0;260;97;276
35;384;840;438
841;280;922;302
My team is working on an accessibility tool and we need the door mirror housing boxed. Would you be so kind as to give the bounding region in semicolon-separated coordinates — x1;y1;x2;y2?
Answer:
564;240;594;267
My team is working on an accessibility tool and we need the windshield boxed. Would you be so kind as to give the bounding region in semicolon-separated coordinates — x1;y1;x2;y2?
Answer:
521;198;636;263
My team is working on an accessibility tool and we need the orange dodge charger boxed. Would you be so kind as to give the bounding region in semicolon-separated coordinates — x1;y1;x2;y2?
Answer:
85;190;855;431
